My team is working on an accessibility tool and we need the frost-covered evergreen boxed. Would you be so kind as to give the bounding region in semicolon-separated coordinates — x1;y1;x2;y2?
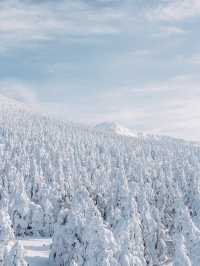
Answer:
1;95;200;265
50;189;119;266
3;242;27;266
0;210;14;242
0;209;27;266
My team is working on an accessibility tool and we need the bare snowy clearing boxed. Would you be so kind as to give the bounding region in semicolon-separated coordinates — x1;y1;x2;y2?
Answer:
18;238;51;266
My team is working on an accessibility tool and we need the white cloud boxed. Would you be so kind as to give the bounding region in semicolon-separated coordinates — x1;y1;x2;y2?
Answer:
148;0;200;21
159;26;186;35
0;0;192;52
186;54;200;65
0;0;127;51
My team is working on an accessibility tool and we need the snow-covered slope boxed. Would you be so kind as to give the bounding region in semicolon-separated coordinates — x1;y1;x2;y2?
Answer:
1;95;200;265
0;94;31;111
95;122;137;137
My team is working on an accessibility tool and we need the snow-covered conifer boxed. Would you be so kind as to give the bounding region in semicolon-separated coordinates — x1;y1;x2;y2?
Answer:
0;210;14;242
50;189;119;266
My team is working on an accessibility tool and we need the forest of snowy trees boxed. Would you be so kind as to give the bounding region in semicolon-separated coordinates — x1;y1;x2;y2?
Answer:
0;94;200;265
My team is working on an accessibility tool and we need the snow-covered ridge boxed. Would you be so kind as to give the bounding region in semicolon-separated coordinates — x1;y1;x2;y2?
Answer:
95;122;137;137
1;95;200;265
0;94;30;110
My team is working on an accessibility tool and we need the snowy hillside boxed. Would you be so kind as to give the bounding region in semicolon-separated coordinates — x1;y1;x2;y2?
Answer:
1;95;200;265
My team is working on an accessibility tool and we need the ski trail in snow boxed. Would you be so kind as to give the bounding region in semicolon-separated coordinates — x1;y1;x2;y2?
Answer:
19;238;52;266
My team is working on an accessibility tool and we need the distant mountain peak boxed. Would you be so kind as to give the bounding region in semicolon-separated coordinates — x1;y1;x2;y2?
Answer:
95;122;137;137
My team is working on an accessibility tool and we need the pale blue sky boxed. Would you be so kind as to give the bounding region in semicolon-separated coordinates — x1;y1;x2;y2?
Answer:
0;0;200;141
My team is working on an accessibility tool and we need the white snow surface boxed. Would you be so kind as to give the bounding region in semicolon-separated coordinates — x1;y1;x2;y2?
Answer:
18;238;51;266
95;122;137;137
1;95;200;265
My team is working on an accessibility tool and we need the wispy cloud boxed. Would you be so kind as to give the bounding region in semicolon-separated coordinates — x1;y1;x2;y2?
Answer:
0;0;192;53
158;26;186;36
148;0;200;21
0;0;128;51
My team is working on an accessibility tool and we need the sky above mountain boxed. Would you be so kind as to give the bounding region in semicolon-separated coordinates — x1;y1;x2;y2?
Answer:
0;0;199;141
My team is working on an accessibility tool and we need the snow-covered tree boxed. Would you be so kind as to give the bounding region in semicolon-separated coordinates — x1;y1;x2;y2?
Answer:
0;210;14;242
50;189;119;266
0;209;27;266
4;242;27;266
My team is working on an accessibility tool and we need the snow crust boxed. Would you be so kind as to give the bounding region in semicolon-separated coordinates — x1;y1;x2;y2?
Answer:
0;95;200;265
